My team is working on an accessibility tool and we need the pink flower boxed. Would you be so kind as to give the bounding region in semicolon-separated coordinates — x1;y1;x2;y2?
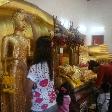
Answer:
48;91;56;102
50;99;54;103
39;79;48;87
41;104;48;110
35;98;43;103
34;92;41;97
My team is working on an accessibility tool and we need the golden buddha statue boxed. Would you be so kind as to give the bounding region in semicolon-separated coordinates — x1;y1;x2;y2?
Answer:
1;10;31;112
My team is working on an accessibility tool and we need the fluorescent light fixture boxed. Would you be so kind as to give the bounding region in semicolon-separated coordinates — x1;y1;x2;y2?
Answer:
78;25;87;34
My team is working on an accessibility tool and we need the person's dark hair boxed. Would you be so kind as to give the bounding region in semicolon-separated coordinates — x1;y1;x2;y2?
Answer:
33;36;53;80
88;60;100;71
101;83;110;93
56;82;71;106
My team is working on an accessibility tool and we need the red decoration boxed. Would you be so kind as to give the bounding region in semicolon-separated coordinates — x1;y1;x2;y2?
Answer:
41;104;48;110
35;98;43;103
34;92;41;97
39;79;48;87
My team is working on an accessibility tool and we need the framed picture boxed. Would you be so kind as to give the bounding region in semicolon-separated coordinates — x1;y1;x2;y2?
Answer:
92;35;104;45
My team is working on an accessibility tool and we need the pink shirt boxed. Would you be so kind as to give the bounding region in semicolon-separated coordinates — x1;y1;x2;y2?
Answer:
58;95;71;112
27;62;56;111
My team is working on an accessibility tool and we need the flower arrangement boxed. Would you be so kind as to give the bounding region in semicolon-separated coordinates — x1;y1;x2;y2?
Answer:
52;18;85;47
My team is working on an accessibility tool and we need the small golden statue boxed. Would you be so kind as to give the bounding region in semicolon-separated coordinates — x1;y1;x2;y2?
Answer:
1;10;31;112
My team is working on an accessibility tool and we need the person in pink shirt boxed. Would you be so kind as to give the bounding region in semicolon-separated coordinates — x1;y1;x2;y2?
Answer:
57;82;71;112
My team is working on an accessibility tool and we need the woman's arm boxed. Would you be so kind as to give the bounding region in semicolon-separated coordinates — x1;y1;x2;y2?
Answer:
25;78;34;112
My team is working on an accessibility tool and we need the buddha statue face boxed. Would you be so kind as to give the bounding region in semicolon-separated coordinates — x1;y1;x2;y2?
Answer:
13;10;27;31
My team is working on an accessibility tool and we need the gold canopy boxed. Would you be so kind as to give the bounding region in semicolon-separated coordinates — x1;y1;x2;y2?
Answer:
0;0;11;6
0;0;53;27
0;0;54;38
